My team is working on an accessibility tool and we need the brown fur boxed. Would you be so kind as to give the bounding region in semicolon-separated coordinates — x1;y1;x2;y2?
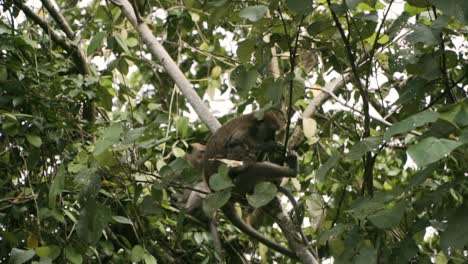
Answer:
202;110;298;259
204;110;285;183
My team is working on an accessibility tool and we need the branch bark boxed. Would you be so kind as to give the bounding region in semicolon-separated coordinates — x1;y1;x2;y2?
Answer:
111;0;221;133
40;0;75;39
13;0;94;125
289;73;352;149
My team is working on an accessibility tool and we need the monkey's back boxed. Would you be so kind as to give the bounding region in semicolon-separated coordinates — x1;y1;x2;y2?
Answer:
203;111;285;183
203;114;257;181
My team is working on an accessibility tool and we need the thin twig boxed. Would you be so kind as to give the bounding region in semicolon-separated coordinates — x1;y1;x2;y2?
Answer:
327;0;374;195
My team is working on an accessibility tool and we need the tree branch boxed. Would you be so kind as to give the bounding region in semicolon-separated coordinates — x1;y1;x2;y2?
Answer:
40;0;75;39
13;0;71;51
289;72;352;149
110;0;221;133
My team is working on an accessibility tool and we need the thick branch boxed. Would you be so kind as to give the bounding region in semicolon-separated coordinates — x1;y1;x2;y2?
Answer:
14;0;89;75
40;0;75;39
13;0;71;51
111;0;221;133
270;198;319;264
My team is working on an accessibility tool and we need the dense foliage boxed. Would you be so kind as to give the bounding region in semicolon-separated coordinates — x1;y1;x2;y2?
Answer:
0;0;467;263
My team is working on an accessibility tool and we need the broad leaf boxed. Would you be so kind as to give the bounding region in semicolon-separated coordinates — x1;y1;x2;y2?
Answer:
384;111;439;140
239;6;268;22
346;137;382;161
440;205;468;251
64;246;83;264
316;153;341;182
9;248;35;264
203;190;231;216
246;182;277;208
407;137;463;167
77;200;112;245
131;245;145;262
26;134;42;148
433;0;468;24
209;165;233;191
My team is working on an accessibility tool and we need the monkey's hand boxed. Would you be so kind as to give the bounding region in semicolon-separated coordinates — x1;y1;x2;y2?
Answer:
228;164;249;178
284;150;298;174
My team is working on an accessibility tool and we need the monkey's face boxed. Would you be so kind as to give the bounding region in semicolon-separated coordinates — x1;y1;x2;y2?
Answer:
187;143;206;168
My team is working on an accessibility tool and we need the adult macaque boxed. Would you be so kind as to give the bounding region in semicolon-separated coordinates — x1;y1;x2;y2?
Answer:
203;110;299;259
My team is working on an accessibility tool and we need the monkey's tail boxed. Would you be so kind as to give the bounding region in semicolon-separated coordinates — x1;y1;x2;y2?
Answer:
222;203;298;260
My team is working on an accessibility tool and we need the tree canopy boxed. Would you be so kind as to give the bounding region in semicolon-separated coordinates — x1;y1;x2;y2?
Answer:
0;0;467;263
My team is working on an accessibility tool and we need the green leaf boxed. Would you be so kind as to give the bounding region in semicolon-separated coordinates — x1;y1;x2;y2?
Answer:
203;190;231;216
355;243;377;264
346;0;362;9
368;202;406;229
461;127;468;144
287;0;313;14
405;164;438;190
384;111;439;140
407;137;463;167
27;147;40;171
239;5;268;22
307;20;334;36
263;77;283;105
211;65;222;78
26;134;42;148
127;37;138;47
112;216;133;225
406;24;437;45
395;77;427;106
440;205;468;251
377;34;389;44
316;153;341;182
9;248;36;264
237;39;256;63
122;126;146;144
433;0;468;24
77;200;112;245
143;254;157;264
113;34;130;54
230;65;259;95
303;117;319;144
346;137;382;161
439;101;468;127
131;245;145;262
318;224;351;244
87;31;106;56
348;192;396;220
209;165;233;191
35;245;61;260
0;65;7;81
49;164;66;209
93;123;123;156
407;54;441;80
305;193;326;230
406;0;432;8
246;182;277;208
141;193;163;216
176;116;190;139
64;246;83;264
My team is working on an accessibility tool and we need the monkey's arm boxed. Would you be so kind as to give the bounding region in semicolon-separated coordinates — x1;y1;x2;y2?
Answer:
228;152;297;195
